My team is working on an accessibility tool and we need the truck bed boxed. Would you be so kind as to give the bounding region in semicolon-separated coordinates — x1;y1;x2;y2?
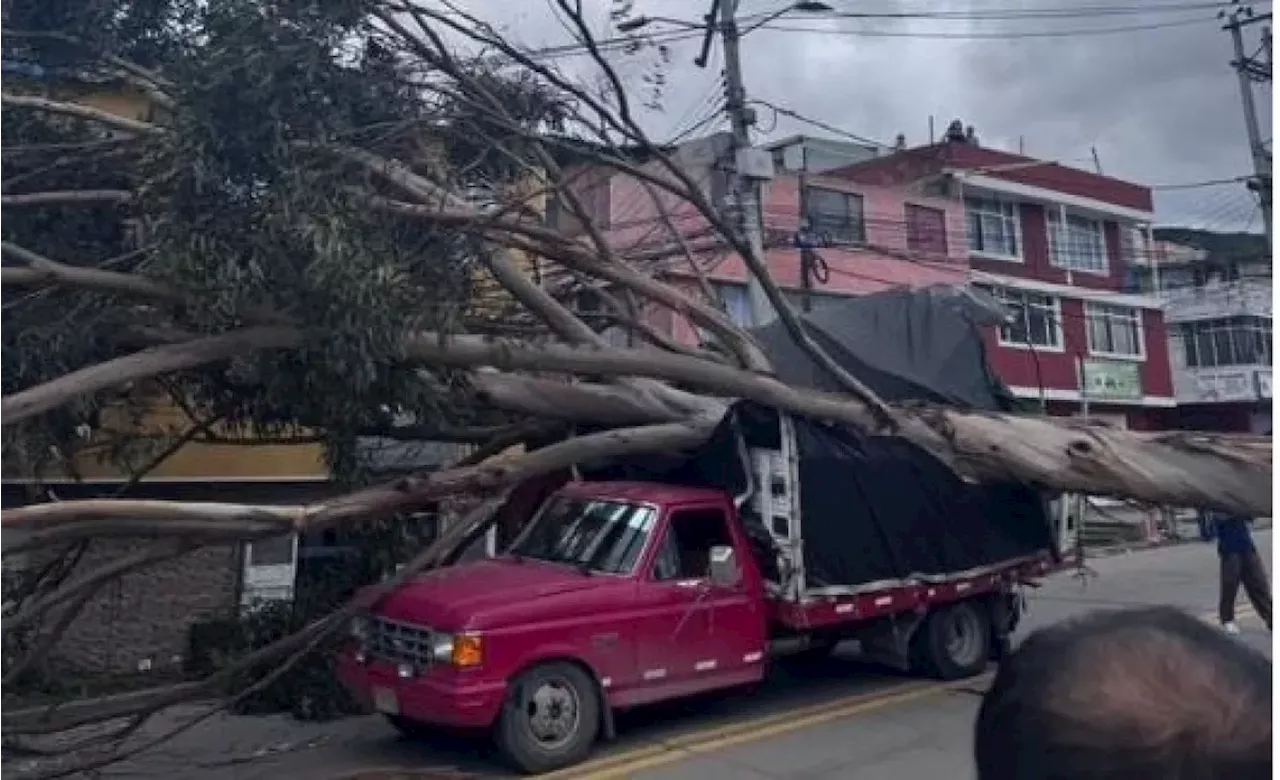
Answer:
767;551;1068;631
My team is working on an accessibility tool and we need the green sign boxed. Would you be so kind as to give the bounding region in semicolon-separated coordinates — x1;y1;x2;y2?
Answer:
1081;359;1142;400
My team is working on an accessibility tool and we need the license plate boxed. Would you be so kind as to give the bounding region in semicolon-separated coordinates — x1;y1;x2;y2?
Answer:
372;686;399;715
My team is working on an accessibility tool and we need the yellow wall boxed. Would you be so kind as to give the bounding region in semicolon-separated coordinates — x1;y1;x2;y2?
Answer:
8;82;329;483
6;400;330;482
72;88;152;123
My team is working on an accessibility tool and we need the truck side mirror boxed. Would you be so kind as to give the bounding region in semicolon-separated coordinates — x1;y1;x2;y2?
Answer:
708;545;740;588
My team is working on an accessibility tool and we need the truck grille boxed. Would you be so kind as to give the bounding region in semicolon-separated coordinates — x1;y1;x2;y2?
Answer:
368;617;438;666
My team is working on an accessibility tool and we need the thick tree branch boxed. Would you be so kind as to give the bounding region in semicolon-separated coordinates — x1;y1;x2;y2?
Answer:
379;199;770;371
1;327;302;425
1;242;177;301
2;420;715;539
395;334;1269;515
0;190;134;207
1;93;164;135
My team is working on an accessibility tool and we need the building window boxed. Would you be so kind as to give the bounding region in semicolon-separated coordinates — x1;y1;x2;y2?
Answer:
982;285;1061;349
1179;316;1273;368
906;204;948;255
710;282;755;329
1048;209;1108;274
804;187;865;244
965;197;1020;259
1085;303;1144;359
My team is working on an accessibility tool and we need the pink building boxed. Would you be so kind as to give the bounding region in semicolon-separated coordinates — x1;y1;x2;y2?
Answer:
551;131;1177;429
554;133;968;346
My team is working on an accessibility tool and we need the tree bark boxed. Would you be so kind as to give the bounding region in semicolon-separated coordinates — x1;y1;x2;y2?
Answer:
398;333;1271;515
0;421;717;535
1;327;302;424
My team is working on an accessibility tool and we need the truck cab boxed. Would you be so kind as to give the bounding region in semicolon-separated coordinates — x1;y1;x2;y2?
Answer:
337;413;1061;775
337;481;770;774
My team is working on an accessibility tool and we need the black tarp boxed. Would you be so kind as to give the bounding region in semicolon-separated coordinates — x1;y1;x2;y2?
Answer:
590;286;1055;591
752;285;1015;410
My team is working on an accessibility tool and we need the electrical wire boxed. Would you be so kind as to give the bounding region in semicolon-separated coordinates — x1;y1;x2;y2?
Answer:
737;0;1249;16
750;99;889;148
799;2;1253;22
512;1;1249;62
1149;175;1253;190
754;16;1218;40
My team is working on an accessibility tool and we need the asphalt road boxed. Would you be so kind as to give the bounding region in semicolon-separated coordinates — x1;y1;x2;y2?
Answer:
8;535;1270;780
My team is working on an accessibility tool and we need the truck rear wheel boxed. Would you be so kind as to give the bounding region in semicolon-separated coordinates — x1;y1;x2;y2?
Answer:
915;601;990;680
496;661;600;774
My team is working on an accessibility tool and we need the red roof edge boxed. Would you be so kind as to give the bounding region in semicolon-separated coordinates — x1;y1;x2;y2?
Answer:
821;141;1154;214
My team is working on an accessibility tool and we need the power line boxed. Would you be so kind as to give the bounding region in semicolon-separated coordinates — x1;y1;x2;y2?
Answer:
1149;175;1253;190
750;99;890;148
516;3;1242;62
755;15;1217;40
807;2;1251;21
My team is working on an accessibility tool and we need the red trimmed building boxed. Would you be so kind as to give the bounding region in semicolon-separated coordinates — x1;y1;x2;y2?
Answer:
822;133;1176;429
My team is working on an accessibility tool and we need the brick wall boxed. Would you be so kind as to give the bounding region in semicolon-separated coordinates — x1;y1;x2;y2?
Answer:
45;540;240;675
6;480;337;680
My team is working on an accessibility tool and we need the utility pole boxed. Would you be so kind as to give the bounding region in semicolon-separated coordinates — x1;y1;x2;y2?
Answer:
1224;5;1273;244
716;0;774;327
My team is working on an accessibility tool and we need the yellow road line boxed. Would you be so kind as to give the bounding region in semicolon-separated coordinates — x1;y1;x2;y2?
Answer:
556;604;1269;779
549;675;987;780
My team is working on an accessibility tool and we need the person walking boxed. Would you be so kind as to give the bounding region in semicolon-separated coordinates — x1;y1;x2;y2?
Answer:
1213;509;1272;634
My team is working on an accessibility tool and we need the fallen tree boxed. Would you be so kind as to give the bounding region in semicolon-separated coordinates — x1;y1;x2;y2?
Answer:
0;0;1270;774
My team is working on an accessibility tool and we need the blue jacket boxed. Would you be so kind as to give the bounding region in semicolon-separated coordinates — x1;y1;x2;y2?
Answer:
1211;512;1255;555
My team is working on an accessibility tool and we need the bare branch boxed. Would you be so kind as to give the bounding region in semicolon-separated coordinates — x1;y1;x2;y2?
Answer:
1;93;163;135
1;327;303;425
3;542;197;637
0;420;721;535
0;190;133;207
1;242;178;301
393;334;1269;515
638;178;721;306
1;30;177;93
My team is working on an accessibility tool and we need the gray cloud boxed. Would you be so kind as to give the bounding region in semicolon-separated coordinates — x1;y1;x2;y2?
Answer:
458;0;1271;230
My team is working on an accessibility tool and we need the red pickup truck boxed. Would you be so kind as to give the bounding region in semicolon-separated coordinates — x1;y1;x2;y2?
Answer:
337;409;1065;774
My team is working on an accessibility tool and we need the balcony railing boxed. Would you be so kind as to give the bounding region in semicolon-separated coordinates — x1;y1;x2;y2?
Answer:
1154;278;1272;323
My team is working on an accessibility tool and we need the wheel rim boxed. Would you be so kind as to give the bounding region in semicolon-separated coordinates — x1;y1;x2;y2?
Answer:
524;677;581;750
943;607;983;667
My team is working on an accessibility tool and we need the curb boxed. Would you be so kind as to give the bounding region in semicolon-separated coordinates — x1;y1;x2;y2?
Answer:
1083;534;1207;559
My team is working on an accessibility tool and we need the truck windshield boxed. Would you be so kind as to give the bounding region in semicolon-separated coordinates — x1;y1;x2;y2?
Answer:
506;497;657;575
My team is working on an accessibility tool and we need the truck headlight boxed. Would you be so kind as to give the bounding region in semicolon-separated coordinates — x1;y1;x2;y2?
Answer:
433;633;483;668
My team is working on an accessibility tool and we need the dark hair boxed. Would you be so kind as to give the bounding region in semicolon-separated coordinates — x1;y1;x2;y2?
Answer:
975;606;1272;780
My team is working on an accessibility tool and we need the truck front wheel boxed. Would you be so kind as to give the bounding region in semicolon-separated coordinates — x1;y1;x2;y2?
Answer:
915;601;991;680
496;661;601;774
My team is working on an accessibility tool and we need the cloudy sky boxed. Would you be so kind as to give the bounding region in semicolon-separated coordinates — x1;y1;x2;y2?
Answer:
458;0;1272;231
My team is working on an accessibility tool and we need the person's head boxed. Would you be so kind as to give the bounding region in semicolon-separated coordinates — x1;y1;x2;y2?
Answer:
975;606;1272;780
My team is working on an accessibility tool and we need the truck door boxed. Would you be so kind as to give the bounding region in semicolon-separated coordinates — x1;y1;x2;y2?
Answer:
632;505;767;702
